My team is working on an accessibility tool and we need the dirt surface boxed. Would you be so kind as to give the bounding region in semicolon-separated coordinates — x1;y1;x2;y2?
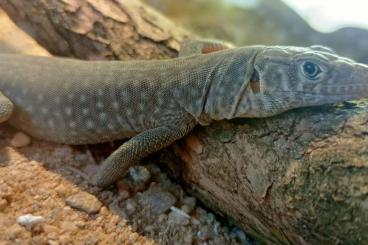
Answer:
0;125;153;245
0;124;253;244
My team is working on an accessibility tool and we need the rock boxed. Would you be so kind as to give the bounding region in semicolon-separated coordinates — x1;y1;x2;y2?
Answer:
65;192;102;214
61;221;79;232
195;207;208;224
191;217;200;226
116;180;131;194
168;206;190;225
137;186;177;215
128;166;151;191
125;199;137;215
42;224;60;234
118;190;130;200
17;214;45;229
206;213;215;224
10;132;31;147
128;232;139;244
109;199;129;220
182;197;196;212
47;240;59;245
180;205;192;214
231;227;249;243
183;230;194;243
54;184;69;198
157;214;167;223
197;225;214;241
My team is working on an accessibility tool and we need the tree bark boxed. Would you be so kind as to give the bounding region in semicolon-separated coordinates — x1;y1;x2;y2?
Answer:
1;1;368;244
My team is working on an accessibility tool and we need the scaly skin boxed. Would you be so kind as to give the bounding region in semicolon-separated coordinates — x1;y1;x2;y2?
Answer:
0;41;367;187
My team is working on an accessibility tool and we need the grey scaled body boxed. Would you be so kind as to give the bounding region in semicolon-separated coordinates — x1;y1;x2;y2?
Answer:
0;40;367;187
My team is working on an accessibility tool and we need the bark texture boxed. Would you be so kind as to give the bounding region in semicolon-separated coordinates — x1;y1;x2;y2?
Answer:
1;1;368;244
0;0;187;60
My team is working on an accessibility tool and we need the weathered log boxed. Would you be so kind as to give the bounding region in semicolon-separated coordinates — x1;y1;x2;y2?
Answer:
1;1;367;244
0;0;187;60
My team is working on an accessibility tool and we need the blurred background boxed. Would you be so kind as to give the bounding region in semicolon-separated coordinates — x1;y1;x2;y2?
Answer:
144;0;368;63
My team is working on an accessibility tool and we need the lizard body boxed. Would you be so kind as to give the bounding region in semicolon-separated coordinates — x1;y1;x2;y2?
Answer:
0;41;367;187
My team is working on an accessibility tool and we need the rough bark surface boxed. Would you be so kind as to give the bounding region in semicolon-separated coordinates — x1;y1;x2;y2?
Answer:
164;103;368;244
1;0;368;244
0;0;187;60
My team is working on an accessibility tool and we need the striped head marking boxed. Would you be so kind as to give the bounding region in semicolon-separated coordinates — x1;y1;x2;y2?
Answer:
234;45;368;118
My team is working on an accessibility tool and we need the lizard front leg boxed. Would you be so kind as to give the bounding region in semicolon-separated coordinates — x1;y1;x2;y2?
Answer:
92;113;196;187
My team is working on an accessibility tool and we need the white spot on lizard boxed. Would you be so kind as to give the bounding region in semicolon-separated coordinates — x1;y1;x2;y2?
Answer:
64;107;72;116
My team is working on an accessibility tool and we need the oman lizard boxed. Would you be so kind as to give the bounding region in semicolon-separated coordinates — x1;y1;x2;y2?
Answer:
0;40;367;187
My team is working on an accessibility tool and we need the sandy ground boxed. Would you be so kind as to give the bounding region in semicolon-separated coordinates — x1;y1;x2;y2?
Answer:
0;125;253;245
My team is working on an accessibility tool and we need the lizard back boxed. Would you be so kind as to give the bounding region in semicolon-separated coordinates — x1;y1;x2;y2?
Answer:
0;54;177;144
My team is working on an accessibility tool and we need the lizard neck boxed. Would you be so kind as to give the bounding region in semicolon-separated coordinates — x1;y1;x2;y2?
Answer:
171;47;262;125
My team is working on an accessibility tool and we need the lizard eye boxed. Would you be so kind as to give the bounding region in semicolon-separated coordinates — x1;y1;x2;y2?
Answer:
302;61;322;80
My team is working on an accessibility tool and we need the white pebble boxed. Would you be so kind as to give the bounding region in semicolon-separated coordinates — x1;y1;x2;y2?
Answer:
170;206;190;219
17;214;45;228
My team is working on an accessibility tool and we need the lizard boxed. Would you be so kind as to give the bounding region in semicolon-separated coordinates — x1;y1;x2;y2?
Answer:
0;39;367;187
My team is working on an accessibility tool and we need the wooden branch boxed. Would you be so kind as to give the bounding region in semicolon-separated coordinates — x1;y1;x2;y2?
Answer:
1;1;368;244
0;0;188;60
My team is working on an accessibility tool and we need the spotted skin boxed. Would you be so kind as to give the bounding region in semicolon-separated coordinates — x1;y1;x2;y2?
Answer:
0;41;367;187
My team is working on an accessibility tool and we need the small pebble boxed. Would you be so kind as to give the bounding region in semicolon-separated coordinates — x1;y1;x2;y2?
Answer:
231;227;248;243
170;206;190;219
206;213;215;224
183;230;194;243
128;233;139;244
197;225;214;241
54;184;69;198
42;224;60;234
191;217;200;226
65;191;102;214
182;197;196;212
195;207;208;224
168;206;190;225
117;180;131;194
137;187;176;215
10;132;31;147
157;213;167;223
213;222;221;235
129;166;151;189
17;214;45;228
61;221;79;232
0;198;8;210
125;199;137;215
180;205;192;214
48;240;59;245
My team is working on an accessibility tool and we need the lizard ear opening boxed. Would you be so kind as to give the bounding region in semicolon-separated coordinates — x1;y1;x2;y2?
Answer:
249;69;261;94
250;80;260;93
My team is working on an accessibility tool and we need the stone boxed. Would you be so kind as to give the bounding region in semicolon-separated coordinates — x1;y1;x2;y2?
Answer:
17;214;45;229
128;166;151;191
137;186;176;215
65;192;102;214
168;207;190;225
10;132;31;147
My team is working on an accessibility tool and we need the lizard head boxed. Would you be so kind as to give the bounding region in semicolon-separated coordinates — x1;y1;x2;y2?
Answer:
235;45;368;117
